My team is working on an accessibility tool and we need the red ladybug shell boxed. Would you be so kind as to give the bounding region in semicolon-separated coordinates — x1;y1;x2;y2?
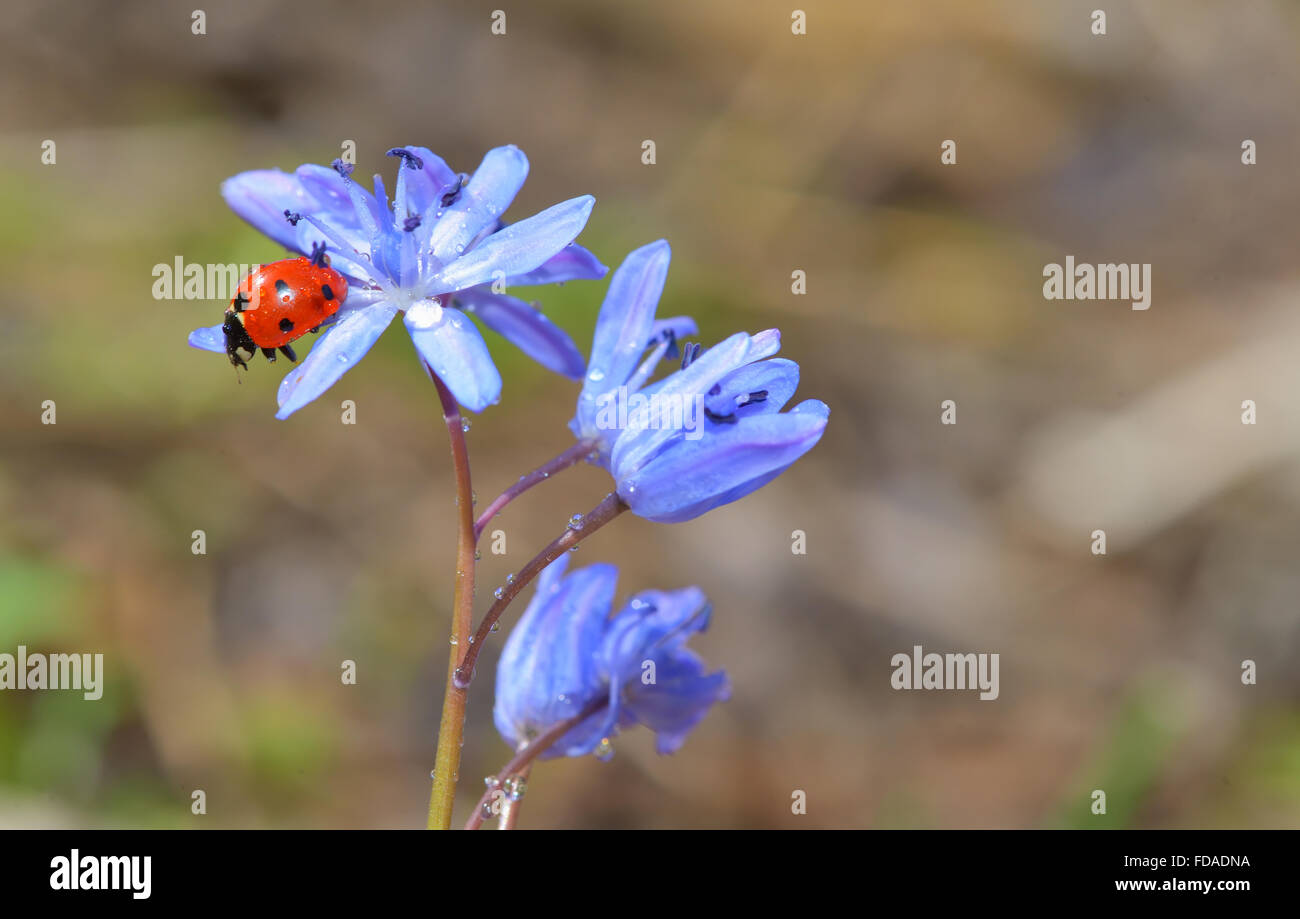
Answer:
229;257;348;349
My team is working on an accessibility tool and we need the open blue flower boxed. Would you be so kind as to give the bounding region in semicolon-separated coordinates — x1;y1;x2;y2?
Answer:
188;145;605;417
493;556;729;759
569;240;830;523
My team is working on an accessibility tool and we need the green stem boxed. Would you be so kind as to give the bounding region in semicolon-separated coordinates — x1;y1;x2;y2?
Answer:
426;372;476;830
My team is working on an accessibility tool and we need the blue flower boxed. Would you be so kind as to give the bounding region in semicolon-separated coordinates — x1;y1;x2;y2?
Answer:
188;145;605;417
493;556;729;759
569;240;830;523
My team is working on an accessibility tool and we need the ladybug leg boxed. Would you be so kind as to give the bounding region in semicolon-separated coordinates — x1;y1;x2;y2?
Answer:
279;344;298;362
261;347;278;363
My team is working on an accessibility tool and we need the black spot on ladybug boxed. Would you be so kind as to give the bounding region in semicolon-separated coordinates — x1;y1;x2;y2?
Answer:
275;279;290;298
279;318;295;333
321;284;335;301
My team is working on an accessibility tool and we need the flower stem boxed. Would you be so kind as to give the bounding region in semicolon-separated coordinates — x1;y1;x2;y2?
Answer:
427;372;477;830
454;492;627;691
496;763;532;830
474;440;597;541
465;697;609;831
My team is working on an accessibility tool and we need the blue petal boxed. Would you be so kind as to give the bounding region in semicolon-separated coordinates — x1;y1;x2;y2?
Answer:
275;303;398;419
707;358;800;417
428;145;529;263
221;170;318;252
590;586;714;745
649;316;698;345
456;288;585;379
292;165;358;223
388;146;460;217
616;399;830;523
493;561;618;758
188;324;226;354
600;586;710;679
506;243;608;286
424;196;595;296
624;651;730;754
584;241;671;398
405;300;502;412
608;330;753;479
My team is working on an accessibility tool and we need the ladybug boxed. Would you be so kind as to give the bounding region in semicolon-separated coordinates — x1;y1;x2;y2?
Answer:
223;242;348;369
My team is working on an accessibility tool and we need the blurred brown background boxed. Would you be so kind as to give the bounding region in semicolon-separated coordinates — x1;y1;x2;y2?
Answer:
0;0;1297;828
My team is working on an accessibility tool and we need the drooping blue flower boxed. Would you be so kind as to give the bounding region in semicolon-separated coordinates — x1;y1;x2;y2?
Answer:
493;556;729;759
188;145;605;417
568;240;830;523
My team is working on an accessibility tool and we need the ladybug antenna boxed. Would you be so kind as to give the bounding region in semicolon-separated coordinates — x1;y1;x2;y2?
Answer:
309;241;331;268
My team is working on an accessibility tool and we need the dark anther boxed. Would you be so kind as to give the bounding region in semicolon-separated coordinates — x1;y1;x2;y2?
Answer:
386;148;424;170
321;284;335;301
279;318;295;333
331;158;355;179
440;174;467;208
707;383;722;396
403;214;422;232
274;279;290;297
705;408;738;424
743;389;769;404
309;241;330;267
660;328;680;360
680;342;701;370
284;210;302;226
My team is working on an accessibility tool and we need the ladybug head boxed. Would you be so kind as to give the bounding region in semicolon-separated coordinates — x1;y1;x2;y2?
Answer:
222;311;257;369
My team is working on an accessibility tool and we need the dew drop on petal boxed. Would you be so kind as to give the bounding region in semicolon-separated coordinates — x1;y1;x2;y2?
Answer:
489;621;500;632
474;549;482;561
462;419;471;432
484;776;501;789
505;573;515;585
494;587;505;600
594;738;614;762
568;513;584;530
